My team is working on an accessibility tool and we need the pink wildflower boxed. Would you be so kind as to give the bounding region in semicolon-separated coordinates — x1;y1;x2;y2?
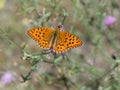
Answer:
103;16;117;26
1;71;15;85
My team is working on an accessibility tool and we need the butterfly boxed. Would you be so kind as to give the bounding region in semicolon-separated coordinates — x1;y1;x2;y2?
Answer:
27;25;83;53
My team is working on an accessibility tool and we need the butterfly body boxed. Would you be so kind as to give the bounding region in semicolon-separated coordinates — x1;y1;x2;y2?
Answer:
28;26;83;53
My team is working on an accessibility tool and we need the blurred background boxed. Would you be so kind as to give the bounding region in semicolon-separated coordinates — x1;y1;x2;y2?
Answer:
0;0;120;90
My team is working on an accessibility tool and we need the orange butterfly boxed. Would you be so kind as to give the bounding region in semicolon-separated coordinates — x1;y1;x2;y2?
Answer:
27;25;83;53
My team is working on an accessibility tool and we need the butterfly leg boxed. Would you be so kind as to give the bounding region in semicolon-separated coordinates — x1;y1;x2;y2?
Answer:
61;53;70;61
49;46;57;55
50;50;57;55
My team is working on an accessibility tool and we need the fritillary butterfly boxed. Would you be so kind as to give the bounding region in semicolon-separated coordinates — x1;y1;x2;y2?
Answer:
27;25;83;53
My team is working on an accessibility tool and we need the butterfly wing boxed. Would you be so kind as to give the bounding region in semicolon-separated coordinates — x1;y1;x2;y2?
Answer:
53;31;83;53
27;27;53;49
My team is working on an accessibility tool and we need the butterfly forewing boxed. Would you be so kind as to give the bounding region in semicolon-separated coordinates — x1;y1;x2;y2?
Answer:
53;31;83;53
27;27;54;49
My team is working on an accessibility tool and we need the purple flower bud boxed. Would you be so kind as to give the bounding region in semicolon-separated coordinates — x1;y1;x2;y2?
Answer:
103;16;117;26
1;71;15;85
